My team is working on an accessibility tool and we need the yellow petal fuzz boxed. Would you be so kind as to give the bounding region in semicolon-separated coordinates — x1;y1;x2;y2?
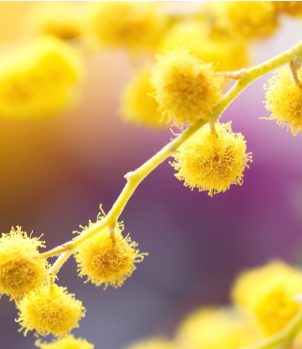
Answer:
160;21;249;72
151;50;223;127
232;261;302;335
265;66;302;135
176;307;261;349
37;335;94;349
127;338;174;349
26;3;85;41
172;122;252;196
75;223;145;288
17;284;85;336
0;37;83;118
121;69;164;128
88;2;165;52
0;226;47;299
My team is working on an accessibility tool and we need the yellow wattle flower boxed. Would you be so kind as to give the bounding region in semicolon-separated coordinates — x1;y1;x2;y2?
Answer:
75;222;145;288
88;2;165;52
160;21;249;72
17;284;85;336
0;226;48;299
121;68;164;128
265;65;302;135
151;50;223;127
201;2;278;40
173;122;252;196
176;307;261;349
26;3;85;41
0;37;83;118
232;261;302;335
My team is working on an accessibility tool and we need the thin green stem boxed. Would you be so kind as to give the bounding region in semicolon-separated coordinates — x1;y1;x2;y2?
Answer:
47;250;73;285
42;41;302;301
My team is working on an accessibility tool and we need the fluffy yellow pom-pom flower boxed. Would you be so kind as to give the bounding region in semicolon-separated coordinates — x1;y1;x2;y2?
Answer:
127;338;174;349
88;2;165;51
151;50;223;127
121;69;164;128
26;3;85;41
206;2;278;40
265;66;302;135
176;307;261;349
0;226;48;299
160;21;249;72
37;335;94;349
0;37;82;118
75;223;145;288
17;284;85;336
232;261;302;335
172;123;252;196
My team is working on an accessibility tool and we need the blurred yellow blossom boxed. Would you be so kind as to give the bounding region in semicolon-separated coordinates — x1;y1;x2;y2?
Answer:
151;50;223;127
160;21;249;71
176;307;261;349
26;3;86;41
88;2;165;52
0;37;83;118
121;68;164;128
232;261;302;335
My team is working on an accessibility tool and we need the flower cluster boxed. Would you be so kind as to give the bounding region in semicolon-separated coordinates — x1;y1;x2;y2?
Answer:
0;227;47;299
0;218;144;347
128;260;302;349
265;65;302;135
88;2;165;52
75;222;145;288
1;2;302;349
203;2;279;40
26;3;85;42
173;123;252;196
0;37;82;118
232;261;302;335
151;50;223;127
17;284;85;336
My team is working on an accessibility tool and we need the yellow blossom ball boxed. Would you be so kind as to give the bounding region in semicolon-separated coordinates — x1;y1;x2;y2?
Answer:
160;21;249;72
176;307;261;349
88;2;165;51
0;37;83;118
26;3;85;41
75;224;145;288
37;335;94;349
0;226;48;299
173;123;252;196
203;2;278;40
127;338;174;349
232;261;302;335
265;66;302;135
121;69;164;128
151;50;223;127
274;1;302;17
17;284;85;336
